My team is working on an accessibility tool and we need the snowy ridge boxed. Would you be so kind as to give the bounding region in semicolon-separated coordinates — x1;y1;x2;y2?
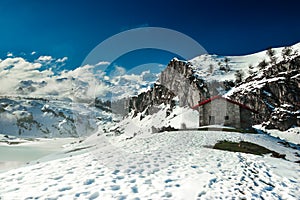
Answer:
0;97;113;137
189;42;300;82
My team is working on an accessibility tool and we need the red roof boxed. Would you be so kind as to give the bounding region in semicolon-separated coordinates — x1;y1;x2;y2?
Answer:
191;95;258;113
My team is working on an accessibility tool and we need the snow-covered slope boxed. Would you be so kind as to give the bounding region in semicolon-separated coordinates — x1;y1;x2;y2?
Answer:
0;52;158;137
0;130;299;199
110;102;199;139
0;97;113;137
189;42;300;82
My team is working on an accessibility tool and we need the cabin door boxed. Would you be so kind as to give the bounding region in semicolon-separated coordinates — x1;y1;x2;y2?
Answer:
209;116;215;125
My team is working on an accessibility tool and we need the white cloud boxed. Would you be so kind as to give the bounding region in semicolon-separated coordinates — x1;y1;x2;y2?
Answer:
0;57;52;96
111;66;126;76
95;61;110;66
7;52;13;57
0;54;158;101
31;51;36;55
37;56;53;62
56;57;68;63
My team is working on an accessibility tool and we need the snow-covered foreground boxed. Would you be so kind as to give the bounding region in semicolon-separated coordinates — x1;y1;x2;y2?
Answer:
0;136;78;172
254;125;300;145
0;130;299;200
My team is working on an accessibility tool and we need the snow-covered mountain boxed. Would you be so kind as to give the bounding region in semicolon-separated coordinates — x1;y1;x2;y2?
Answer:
1;42;299;138
0;53;158;137
0;44;300;200
0;96;114;137
120;42;300;135
189;42;300;82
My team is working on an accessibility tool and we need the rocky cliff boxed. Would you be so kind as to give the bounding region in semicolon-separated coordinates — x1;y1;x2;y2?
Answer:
228;56;300;130
125;55;300;131
128;83;176;116
124;59;229;117
159;59;209;107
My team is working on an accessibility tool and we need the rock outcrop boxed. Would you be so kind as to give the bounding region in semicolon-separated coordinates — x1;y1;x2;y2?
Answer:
125;59;228;115
159;59;209;107
128;83;176;116
228;56;300;130
118;55;300;131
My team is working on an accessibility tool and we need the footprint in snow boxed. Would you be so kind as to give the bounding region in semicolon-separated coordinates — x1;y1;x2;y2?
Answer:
58;186;72;192
88;192;99;200
53;176;64;180
129;179;136;183
208;178;217;188
110;185;120;191
162;192;172;198
83;179;95;185
116;176;125;180
112;169;120;175
131;186;138;193
16;176;24;181
164;179;174;183
117;195;127;200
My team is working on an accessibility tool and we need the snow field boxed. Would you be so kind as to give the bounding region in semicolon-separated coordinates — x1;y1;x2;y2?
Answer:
0;131;299;199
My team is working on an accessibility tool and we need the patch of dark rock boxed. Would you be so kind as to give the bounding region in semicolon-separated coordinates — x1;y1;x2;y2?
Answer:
125;133;137;140
65;145;95;154
277;141;290;147
158;126;178;133
1;141;25;145
271;152;286;159
213;141;283;157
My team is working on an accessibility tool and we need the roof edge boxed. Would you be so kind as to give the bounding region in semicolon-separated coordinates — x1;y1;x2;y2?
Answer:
192;95;258;114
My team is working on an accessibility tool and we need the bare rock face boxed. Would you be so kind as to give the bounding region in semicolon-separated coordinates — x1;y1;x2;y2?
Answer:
229;56;300;130
126;59;215;117
124;55;299;131
125;59;232;117
159;59;210;108
128;83;176;115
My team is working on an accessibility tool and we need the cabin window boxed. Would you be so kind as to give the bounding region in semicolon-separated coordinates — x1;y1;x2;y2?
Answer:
225;116;229;120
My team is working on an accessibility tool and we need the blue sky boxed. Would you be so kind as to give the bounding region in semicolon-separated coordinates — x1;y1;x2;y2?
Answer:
1;0;300;70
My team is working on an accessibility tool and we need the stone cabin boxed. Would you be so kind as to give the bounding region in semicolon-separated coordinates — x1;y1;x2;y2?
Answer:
192;96;257;129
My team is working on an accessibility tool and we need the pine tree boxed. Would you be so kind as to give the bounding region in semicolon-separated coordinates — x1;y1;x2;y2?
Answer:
208;64;214;74
235;70;244;83
282;46;293;61
248;64;254;75
258;59;268;70
266;48;277;64
218;61;226;71
224;57;230;72
293;49;299;56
